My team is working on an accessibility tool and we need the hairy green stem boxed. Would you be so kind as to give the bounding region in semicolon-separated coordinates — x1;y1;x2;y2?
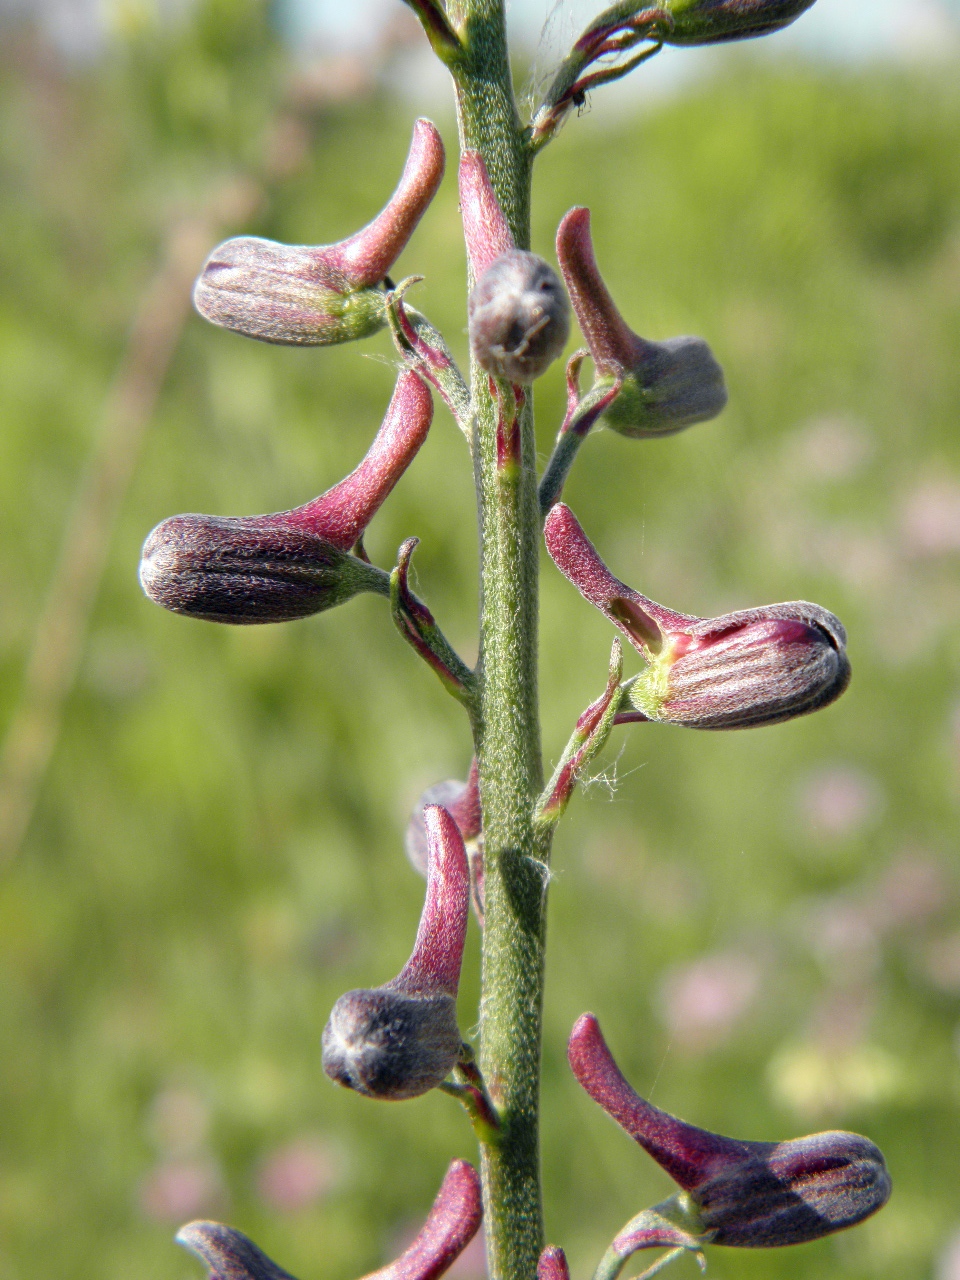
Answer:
447;4;547;1279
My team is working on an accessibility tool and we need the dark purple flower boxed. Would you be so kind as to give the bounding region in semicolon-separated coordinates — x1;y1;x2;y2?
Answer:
569;1013;890;1252
322;805;469;1099
176;1159;482;1280
545;503;850;729
140;372;432;624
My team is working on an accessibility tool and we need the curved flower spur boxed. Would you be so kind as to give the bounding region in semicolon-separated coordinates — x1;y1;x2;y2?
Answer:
176;1158;482;1280
139;371;432;624
539;207;726;513
193;119;445;346
568;1014;891;1279
544;502;850;730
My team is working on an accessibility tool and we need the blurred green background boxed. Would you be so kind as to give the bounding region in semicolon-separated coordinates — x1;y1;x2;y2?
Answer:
2;3;960;1278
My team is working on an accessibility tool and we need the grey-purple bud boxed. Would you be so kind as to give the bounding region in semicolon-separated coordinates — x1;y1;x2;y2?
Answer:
697;1131;892;1247
321;987;461;1100
139;514;388;624
468;250;570;383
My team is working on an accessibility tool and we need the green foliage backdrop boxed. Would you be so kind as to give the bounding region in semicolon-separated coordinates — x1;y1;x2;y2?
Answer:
1;8;959;1279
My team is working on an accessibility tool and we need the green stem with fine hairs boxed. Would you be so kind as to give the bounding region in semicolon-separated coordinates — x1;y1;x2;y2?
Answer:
446;4;548;1279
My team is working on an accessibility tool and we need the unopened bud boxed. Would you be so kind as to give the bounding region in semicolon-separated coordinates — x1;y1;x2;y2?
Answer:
458;151;515;280
177;1160;482;1280
537;1247;570;1280
556;208;725;436
323;805;469;1099
469;250;570;384
139;515;386;624
322;986;461;1101
569;1014;890;1253
194;119;444;346
662;0;817;45
696;1129;893;1247
624;601;851;729
545;503;850;729
192;235;389;346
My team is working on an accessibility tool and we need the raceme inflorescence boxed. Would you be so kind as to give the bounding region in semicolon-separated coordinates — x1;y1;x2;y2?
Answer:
141;3;890;1279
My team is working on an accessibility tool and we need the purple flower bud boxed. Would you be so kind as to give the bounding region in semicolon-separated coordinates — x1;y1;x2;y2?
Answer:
569;1014;891;1250
322;805;469;1099
661;0;817;45
468;250;570;384
140;372;431;625
404;763;482;922
545;503;850;729
176;1159;482;1280
375;1161;483;1280
194;119;445;346
556;208;726;436
139;515;385;624
537;1247;570;1280
320;987;463;1101
459;150;570;384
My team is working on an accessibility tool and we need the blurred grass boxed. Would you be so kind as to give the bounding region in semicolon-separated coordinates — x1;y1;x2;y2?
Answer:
2;7;960;1280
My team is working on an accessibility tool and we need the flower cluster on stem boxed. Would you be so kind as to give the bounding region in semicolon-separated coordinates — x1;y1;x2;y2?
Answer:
147;3;892;1280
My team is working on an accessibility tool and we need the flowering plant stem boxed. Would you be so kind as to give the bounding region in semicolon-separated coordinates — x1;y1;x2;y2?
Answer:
448;4;547;1278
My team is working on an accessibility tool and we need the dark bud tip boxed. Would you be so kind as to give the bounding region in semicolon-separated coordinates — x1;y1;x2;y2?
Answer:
321;987;461;1100
139;514;377;625
697;1130;892;1247
175;1221;298;1280
469;250;570;384
537;1247;570;1280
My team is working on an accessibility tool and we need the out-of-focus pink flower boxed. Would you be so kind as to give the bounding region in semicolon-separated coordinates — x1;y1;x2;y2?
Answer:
148;1087;212;1156
656;950;762;1053
923;931;960;994
870;852;949;933
901;478;960;556
256;1136;342;1212
801;897;880;978
795;765;885;840
139;1158;227;1223
784;416;873;483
